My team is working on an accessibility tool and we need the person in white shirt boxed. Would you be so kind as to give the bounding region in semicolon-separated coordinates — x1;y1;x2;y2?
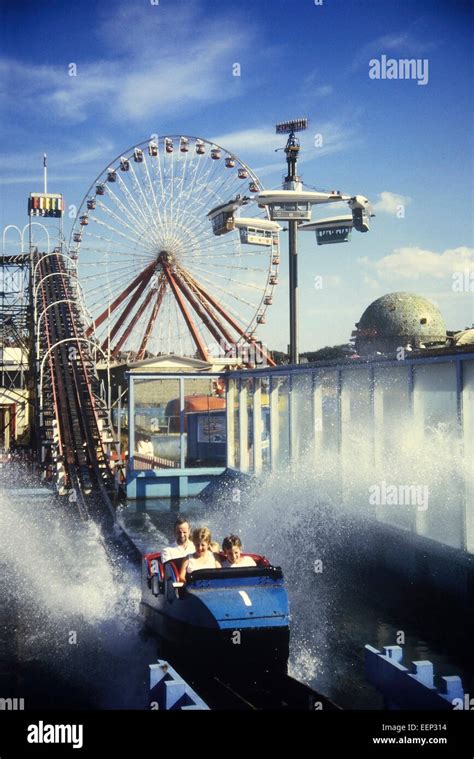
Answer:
221;535;257;568
161;518;195;563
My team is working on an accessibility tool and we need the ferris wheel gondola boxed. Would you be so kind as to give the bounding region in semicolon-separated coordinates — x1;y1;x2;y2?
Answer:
69;135;279;364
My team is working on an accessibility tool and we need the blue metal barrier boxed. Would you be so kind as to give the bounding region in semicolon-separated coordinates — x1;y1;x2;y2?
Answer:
365;644;465;710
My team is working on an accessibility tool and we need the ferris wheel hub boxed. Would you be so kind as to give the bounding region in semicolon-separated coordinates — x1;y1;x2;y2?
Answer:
157;250;173;265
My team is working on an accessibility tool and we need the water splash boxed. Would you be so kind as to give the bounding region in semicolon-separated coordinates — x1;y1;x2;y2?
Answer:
0;485;156;708
199;418;469;704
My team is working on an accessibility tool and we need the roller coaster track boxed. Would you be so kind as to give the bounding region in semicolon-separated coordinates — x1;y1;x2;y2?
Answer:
33;250;117;520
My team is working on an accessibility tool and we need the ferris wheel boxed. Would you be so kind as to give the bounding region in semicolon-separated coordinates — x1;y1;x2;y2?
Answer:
69;136;280;363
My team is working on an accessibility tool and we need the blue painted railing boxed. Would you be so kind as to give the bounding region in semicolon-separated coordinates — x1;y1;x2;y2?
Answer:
365;645;465;710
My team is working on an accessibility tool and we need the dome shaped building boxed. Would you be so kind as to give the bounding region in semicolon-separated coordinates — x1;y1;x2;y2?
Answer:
452;328;474;347
353;292;447;356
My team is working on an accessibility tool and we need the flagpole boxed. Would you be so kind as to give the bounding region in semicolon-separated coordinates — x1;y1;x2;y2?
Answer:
43;154;48;194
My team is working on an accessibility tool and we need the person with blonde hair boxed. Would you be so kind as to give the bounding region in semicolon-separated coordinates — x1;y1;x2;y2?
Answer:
179;527;221;581
221;535;256;568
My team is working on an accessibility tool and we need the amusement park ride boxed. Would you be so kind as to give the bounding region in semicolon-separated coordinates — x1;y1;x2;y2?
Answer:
260;118;371;363
70;135;279;368
206;118;372;363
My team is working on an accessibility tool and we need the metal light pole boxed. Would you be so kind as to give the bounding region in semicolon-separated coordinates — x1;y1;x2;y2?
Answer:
276;119;308;365
43;154;48;194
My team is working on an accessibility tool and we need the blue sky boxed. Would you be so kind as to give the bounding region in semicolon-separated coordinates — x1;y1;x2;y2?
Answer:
0;0;472;352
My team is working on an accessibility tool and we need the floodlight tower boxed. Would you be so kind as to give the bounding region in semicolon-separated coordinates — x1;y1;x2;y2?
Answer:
275;118;308;364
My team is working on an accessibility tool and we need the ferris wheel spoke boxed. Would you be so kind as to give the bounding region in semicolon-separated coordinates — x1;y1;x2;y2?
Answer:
100;183;150;236
96;194;153;244
137;278;167;359
190;164;236;216
168;149;177;229
80;246;152;265
114;171;151;229
79;262;148;282
173;152;193;224
177;152;211;205
188;259;269;273
198;165;243;221
82;257;151;272
180;270;253;341
185;263;265;294
128;162;162;240
172;267;230;347
190;285;271;359
89;217;154;251
102;269;154;351
83;265;151;303
151;149;173;240
171;158;195;235
183;267;260;313
188;277;272;363
78;235;152;257
193;250;270;259
180;269;237;344
142;156;169;241
161;263;209;360
172;150;219;231
178;159;219;224
181;234;237;256
86;261;156;336
79;260;151;275
84;260;151;289
97;187;148;234
111;287;156;356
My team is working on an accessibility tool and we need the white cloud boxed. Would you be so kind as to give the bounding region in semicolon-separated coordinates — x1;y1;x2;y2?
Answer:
0;4;254;125
68;140;116;165
373;191;411;215
210;128;279;155
362;275;381;290
0;138;116;185
314;85;334;97
301;71;334;98
363;246;474;280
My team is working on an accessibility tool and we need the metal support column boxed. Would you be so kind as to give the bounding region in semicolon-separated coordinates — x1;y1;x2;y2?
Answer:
226;377;235;469
239;380;249;473
179;377;185;469
253;378;262;475
289;221;298;365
